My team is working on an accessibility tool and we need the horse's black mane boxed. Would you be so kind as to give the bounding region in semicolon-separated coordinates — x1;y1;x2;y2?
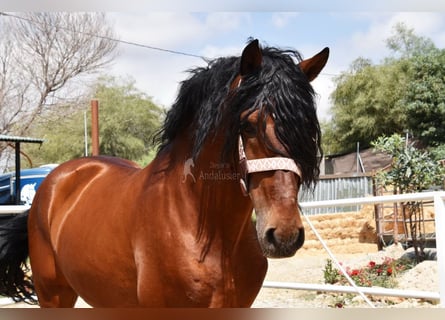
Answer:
155;41;322;187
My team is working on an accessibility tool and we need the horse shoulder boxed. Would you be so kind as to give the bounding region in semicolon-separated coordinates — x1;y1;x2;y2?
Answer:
33;156;141;228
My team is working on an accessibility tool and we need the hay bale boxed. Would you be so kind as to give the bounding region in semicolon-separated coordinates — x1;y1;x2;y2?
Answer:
300;209;380;252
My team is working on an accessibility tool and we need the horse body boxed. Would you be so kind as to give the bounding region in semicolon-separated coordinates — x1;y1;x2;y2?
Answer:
28;157;141;306
0;39;328;307
28;132;266;307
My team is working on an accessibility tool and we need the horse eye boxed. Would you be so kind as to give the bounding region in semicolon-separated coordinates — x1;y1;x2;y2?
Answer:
243;122;257;136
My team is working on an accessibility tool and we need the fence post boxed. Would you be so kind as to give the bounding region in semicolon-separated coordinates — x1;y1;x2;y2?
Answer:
434;193;445;307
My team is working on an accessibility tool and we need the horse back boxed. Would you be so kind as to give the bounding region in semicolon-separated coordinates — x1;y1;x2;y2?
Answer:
29;156;142;251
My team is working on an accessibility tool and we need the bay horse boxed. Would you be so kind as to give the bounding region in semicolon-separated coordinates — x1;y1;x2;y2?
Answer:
0;39;328;307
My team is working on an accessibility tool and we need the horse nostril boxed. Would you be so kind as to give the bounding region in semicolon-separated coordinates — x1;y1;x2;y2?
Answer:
264;226;305;252
296;227;305;250
265;227;277;245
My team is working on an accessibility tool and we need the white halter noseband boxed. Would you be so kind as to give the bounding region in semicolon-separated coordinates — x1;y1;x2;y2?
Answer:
238;135;302;196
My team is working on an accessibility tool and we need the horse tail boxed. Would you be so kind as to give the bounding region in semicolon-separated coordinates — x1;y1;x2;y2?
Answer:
0;211;37;304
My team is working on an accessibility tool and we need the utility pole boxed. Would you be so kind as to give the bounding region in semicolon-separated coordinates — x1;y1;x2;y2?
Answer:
91;99;99;156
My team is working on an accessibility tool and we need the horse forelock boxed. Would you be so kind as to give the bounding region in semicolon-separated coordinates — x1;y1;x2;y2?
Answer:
155;45;322;187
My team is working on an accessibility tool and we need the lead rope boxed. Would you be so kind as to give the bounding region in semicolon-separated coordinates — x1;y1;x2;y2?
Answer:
302;212;376;308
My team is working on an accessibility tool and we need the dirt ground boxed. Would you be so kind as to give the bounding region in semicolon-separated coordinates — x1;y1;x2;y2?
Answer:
252;244;440;308
1;244;439;308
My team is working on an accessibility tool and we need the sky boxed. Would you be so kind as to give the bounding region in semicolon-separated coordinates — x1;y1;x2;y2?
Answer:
104;11;445;120
3;1;445;121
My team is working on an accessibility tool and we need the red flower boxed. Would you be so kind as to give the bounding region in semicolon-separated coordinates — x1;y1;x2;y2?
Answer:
387;268;393;276
351;269;360;276
335;302;344;308
377;268;383;275
369;261;376;268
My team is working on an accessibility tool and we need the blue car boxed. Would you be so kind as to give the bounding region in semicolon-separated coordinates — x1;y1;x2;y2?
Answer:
0;164;57;205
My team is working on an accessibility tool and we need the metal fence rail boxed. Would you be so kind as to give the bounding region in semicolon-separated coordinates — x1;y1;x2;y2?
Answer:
300;175;373;215
0;205;30;215
264;191;445;307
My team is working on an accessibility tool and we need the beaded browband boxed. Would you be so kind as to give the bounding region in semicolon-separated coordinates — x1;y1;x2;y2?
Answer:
238;135;302;196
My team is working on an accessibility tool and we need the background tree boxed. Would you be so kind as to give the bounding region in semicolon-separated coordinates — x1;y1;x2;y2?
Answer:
372;133;445;261
26;76;164;166
0;12;117;167
322;58;409;154
323;23;442;155
385;22;437;59
372;134;445;193
403;49;445;147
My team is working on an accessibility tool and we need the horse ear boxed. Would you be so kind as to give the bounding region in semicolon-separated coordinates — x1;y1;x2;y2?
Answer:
240;39;262;76
299;47;329;82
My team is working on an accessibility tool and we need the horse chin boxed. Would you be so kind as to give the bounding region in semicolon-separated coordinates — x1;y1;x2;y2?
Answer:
255;216;305;259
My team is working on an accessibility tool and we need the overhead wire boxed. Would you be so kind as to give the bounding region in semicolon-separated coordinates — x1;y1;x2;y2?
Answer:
0;11;337;77
0;11;209;61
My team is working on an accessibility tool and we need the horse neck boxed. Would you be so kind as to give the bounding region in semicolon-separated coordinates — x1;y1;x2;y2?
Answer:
155;132;254;253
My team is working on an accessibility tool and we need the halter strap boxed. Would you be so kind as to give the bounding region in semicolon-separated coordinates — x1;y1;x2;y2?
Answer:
238;135;302;196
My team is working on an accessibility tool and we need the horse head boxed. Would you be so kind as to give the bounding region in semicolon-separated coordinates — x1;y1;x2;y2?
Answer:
234;40;329;258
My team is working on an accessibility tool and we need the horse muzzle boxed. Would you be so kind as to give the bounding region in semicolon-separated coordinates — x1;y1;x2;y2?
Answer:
256;215;305;258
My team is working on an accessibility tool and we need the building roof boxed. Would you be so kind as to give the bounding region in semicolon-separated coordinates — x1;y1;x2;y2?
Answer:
0;135;44;144
323;148;392;175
